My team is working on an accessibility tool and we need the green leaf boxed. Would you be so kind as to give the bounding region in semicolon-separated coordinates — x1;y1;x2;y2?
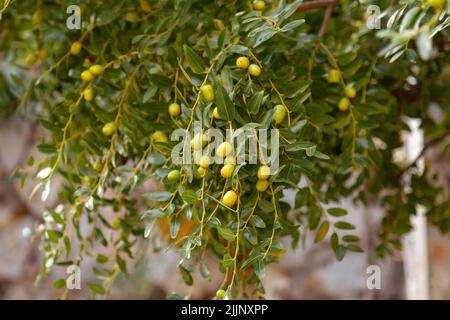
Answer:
87;282;106;295
327;208;348;217
250;215;266;228
247;90;266;114
217;227;236;242
181;189;197;204
215;83;235;121
342;235;360;242
53;279;66;289
241;253;263;270
335;245;347;261
170;218;180;239
96;254;108;264
183;45;207;74
222;254;234;268
314;221;330;243
334;221;356;230
179;265;193;286
143;191;172;201
347;244;364;253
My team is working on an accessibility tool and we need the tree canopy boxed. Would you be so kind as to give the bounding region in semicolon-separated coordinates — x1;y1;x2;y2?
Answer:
0;0;449;299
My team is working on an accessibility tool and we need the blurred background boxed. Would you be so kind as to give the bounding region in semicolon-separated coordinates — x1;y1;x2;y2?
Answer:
0;114;449;300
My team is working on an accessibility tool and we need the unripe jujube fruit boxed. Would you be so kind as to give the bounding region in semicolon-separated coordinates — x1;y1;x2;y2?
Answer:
168;103;181;117
248;64;261;77
257;165;270;180
200;84;215;102
236;56;250;69
222;190;238;207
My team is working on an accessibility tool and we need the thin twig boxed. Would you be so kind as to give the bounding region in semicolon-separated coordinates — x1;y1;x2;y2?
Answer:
297;0;339;12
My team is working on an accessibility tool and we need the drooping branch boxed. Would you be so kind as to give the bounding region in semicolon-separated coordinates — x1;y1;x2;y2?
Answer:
298;0;340;38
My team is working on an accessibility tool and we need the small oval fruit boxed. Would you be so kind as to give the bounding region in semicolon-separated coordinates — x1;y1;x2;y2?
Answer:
428;0;445;9
168;103;181;117
25;53;38;65
38;49;46;60
216;289;226;299
222;190;238;207
70;42;82;55
236;56;250;69
167;170;180;181
84;88;94;102
200;84;215;102
213;107;221;120
273;104;286;124
253;0;266;10
256;179;269;192
80;70;94;82
89;64;104;76
152;131;169;143
338;97;350;111
217;142;233;157
191;133;207;149
345;87;356;99
327;69;341;83
111;217;121;230
220;164;235;179
199;155;211;169
248;64;261;77
257;165;270;180
197;166;207;178
102;122;115;136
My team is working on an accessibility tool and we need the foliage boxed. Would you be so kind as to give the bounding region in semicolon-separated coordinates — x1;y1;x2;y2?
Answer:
0;0;449;299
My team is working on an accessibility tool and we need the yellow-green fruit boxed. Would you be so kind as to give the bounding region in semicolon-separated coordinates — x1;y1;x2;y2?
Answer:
200;84;215;102
197;167;207;178
199;155;210;169
213;107;221;120
221;164;235;179
257;165;270;180
338;97;350;111
216;289;226;299
111;217;121;230
253;0;266;10
168;170;180;181
89;64;104;76
102;122;115;136
70;42;82;55
191;133;207;149
345;87;356;99
84;88;94;102
428;0;445;9
168;103;181;117
38;49;47;60
248;64;261;77
152;131;169;143
328;69;341;83
217;142;233;157
81;70;94;82
25;53;38;65
273;104;286;124
236;56;250;69
256;179;269;192
222;190;238;207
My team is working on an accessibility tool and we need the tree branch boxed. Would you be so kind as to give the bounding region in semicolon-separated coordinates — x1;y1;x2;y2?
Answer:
297;0;340;12
398;132;450;177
